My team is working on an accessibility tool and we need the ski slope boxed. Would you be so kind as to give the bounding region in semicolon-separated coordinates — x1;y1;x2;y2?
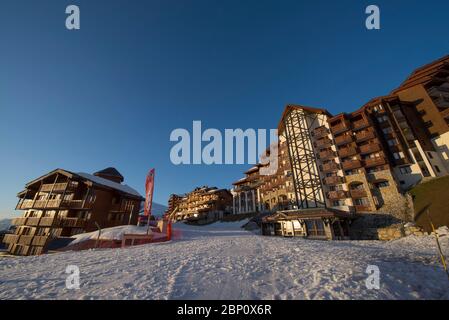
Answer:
0;221;448;300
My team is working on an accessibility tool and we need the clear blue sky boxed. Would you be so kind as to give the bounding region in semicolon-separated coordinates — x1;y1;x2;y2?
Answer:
1;0;449;219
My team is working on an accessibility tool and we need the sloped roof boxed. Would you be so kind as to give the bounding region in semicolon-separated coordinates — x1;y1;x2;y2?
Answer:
21;168;143;200
93;167;124;181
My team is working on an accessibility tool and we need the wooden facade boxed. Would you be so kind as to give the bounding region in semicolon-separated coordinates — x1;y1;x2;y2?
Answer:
3;168;144;256
167;187;232;223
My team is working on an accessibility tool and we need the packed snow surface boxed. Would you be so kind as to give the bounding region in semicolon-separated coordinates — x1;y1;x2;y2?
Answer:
0;221;448;300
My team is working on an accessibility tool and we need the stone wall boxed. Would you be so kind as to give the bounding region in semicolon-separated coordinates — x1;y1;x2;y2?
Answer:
349;214;427;241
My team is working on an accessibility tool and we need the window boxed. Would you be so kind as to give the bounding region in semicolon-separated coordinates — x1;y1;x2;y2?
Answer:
387;139;397;146
305;220;325;237
435;165;441;173
424;121;433;128
427;152;434;159
376;181;390;188
399;166;412;174
393;152;404;160
382;127;393;134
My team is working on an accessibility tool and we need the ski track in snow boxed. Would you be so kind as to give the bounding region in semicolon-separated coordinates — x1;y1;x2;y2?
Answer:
0;221;448;300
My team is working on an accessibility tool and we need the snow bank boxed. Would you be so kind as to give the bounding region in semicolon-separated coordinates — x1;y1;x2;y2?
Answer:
70;225;155;245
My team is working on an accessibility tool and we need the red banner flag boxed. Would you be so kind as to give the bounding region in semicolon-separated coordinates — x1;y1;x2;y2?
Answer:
144;169;155;217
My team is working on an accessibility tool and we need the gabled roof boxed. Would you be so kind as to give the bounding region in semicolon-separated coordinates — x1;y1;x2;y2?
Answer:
93;167;124;182
21;168;143;200
278;104;332;134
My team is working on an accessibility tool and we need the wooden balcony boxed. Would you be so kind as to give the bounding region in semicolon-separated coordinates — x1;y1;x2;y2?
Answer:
355;130;376;142
39;217;56;227
322;162;340;173
319;150;336;160
360;143;381;155
11;217;27;226
32;236;49;246
342;160;362;170
355;205;372;212
350;189;368;198
2;234;19;244
18;199;34;210
327;191;348;200
313;127;329;139
61;218;87;228
26;217;40;226
324;176;345;185
18;235;34;246
352;119;370;130
315;137;333;148
338;147;358;158
19;199;93;210
330;122;350;135
40;182;78;193
335;134;353;146
364;157;386;168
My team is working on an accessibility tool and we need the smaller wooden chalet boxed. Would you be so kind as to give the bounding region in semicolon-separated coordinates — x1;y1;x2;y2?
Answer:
2;167;144;256
261;208;354;240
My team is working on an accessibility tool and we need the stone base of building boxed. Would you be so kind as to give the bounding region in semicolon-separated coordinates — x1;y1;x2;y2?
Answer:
261;208;354;240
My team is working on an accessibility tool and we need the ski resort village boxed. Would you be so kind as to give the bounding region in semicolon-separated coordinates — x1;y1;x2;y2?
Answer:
1;56;449;300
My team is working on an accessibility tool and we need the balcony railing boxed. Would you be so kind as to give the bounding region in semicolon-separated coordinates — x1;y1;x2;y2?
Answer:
352;119;369;130
342;160;362;170
322;162;340;172
315;138;333;148
355;130;376;142
330;123;350;135
313;127;329;139
360;143;381;155
324;176;345;185
18;199;93;210
350;189;368;198
40;182;78;193
18;235;34;246
26;217;40;226
2;234;19;244
335;135;353;146
338;147;358;158
61;218;87;228
39;217;56;227
11;217;27;226
327;191;348;200
32;236;49;246
364;157;386;168
319;150;336;160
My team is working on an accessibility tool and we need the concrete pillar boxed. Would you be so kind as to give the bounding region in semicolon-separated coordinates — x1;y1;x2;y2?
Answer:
245;192;249;213
238;193;242;214
232;195;236;215
252;190;256;212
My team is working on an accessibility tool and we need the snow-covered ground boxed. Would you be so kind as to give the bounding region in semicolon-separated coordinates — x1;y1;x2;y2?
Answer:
0;221;448;300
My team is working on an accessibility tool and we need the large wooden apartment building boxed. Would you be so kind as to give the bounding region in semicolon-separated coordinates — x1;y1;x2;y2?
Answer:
2;167;144;256
167;186;232;223
232;55;449;240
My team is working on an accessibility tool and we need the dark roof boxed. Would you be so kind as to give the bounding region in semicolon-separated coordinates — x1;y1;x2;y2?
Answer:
21;168;143;200
94;167;124;181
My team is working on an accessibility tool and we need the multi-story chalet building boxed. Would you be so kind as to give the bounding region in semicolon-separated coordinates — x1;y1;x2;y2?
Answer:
232;55;449;240
167;187;232;223
2;168;144;256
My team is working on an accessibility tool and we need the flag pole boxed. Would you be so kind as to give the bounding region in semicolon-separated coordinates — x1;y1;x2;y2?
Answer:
426;209;449;281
